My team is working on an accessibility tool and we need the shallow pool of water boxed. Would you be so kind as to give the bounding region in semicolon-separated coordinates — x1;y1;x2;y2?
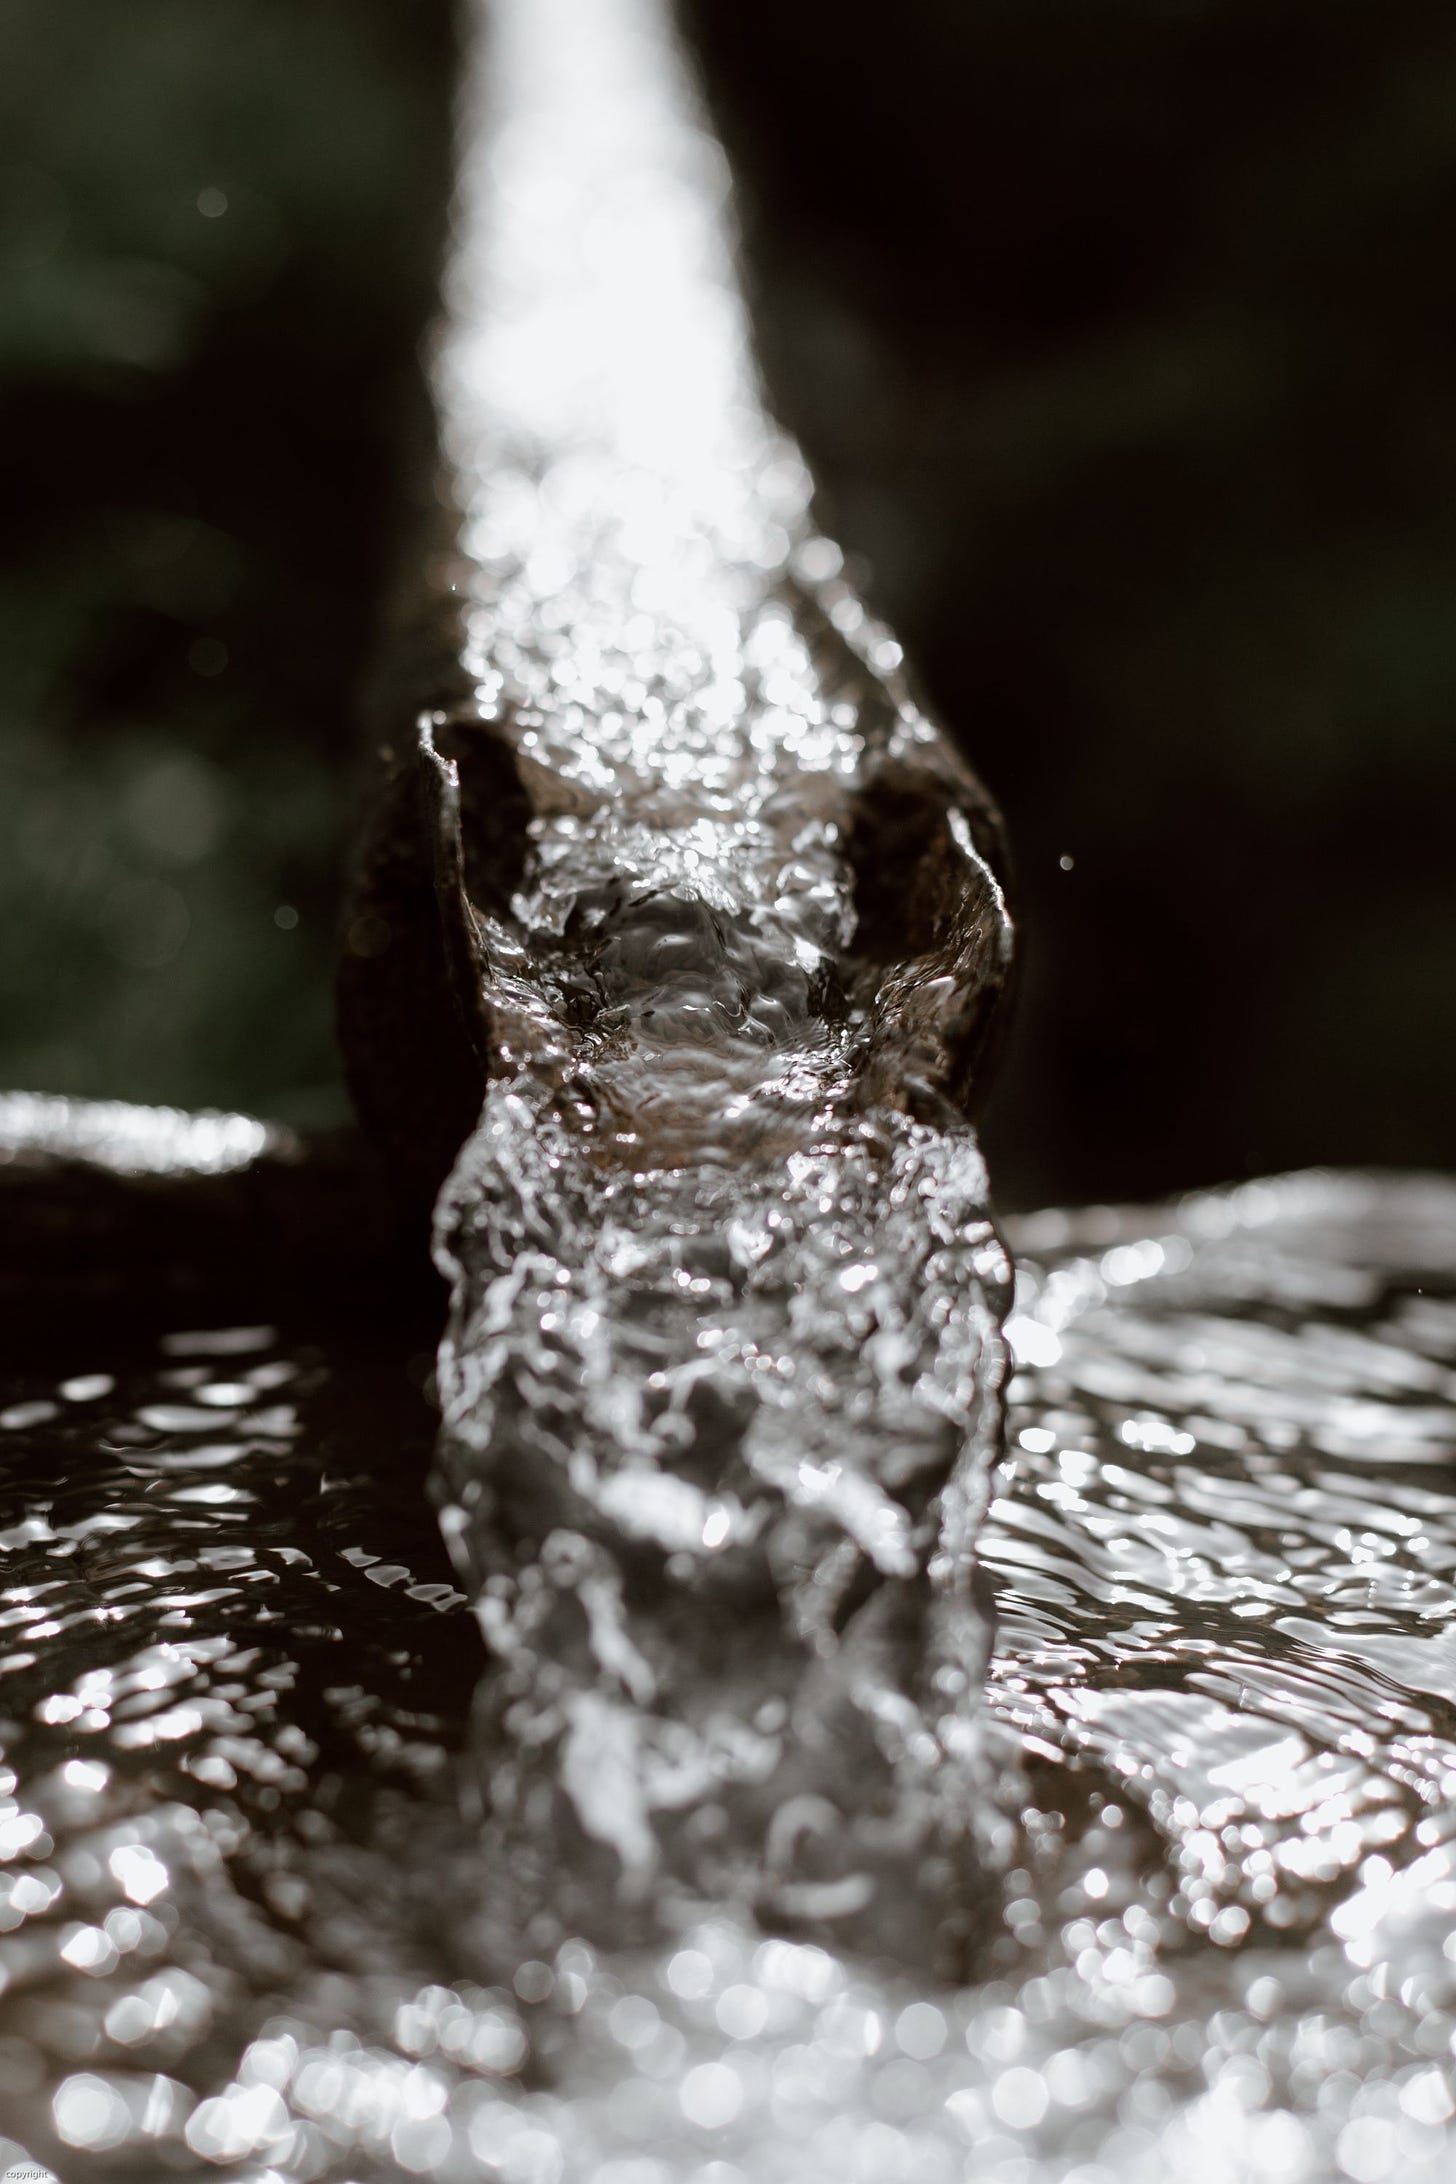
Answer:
0;1168;1451;2181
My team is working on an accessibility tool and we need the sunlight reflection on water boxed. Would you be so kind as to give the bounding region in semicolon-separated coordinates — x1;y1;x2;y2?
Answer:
0;1171;1451;2179
2;0;1452;2166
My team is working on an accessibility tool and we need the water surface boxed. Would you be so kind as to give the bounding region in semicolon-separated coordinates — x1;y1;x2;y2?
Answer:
0;1170;1452;2180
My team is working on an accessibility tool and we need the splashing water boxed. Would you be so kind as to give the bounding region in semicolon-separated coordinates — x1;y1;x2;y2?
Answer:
0;1168;1453;2180
1;0;1453;2176
407;0;1013;1950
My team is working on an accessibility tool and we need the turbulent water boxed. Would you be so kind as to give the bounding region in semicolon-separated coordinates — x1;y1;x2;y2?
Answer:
0;1167;1453;2180
3;1;1454;2177
385;0;1015;1951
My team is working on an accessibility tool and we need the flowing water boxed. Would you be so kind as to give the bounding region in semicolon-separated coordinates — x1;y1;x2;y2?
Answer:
404;0;1012;1952
3;0;1454;2176
0;1166;1453;2180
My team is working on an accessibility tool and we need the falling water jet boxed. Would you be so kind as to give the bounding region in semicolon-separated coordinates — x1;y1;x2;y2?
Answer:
340;0;1016;1967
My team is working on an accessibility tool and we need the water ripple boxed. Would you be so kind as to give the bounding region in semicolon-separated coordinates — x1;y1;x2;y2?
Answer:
0;1171;1450;2180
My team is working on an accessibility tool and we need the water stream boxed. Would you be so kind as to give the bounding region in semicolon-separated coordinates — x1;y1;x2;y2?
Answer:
1;0;1452;2175
409;0;1012;1954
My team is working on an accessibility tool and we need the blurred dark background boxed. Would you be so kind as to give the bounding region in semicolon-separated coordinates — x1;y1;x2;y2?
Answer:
0;0;453;1131
2;0;1452;1207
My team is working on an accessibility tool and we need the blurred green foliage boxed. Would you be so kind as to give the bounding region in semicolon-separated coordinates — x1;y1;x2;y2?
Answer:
0;0;453;1125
